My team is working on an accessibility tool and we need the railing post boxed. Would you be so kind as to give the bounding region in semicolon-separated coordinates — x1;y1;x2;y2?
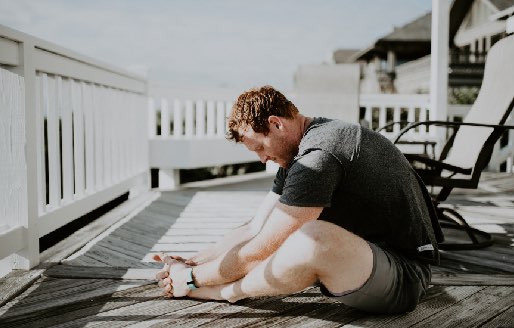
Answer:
12;40;39;270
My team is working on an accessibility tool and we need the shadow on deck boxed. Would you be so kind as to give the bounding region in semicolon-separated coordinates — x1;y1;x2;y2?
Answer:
0;172;513;327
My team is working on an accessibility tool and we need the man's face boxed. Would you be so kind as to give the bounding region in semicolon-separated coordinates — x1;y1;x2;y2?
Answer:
240;122;299;168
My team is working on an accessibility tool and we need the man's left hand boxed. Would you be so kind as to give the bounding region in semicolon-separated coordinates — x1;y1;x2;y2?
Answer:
153;253;193;298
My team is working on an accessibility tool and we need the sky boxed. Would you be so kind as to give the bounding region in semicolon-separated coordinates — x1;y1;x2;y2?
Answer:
0;0;432;92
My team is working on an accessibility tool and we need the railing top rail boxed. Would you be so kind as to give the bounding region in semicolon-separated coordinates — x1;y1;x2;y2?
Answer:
359;93;430;106
0;24;146;93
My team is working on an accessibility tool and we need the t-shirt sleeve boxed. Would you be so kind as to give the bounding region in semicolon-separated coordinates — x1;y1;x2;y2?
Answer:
279;150;343;207
272;167;287;195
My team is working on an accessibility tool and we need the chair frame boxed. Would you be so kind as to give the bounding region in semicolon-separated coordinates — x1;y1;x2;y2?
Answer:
389;95;514;250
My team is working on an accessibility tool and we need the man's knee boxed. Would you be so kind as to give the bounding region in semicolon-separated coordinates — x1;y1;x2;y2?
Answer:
280;221;338;257
298;220;354;243
294;220;369;258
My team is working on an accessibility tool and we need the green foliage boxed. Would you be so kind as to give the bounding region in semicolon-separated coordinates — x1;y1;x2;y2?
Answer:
448;87;480;105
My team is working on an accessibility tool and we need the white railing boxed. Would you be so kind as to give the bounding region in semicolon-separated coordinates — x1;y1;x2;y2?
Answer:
359;94;434;141
148;98;258;188
0;24;149;276
360;94;513;172
149;98;232;139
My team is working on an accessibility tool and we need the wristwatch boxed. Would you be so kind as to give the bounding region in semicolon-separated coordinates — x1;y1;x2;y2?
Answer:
186;267;198;290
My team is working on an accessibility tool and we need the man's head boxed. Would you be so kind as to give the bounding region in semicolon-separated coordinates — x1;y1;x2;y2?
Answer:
227;86;304;168
227;86;298;141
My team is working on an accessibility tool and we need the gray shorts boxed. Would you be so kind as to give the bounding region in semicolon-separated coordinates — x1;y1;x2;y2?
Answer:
319;242;431;314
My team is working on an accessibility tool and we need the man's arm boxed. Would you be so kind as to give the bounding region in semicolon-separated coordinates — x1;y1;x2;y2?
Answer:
186;191;280;265
190;202;322;288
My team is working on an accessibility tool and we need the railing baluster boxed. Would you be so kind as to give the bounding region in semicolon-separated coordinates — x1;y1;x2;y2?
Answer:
161;98;170;137
364;106;372;126
103;87;112;187
44;75;61;209
173;99;183;137
407;107;416;136
71;80;85;198
225;101;233;133
393;106;401;134
207;101;216;137
196;100;205;137
61;78;74;204
110;89;118;183
217;101;226;137
93;85;103;190
35;75;46;213
378;106;387;134
147;98;156;138
83;82;95;194
185;100;194;137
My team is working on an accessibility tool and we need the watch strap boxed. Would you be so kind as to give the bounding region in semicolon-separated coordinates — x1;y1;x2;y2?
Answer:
186;267;197;290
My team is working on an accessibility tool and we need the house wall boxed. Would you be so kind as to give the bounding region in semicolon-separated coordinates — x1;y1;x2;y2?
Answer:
292;64;360;123
394;55;431;94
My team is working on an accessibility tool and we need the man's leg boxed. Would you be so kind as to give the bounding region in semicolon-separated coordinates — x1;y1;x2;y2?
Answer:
190;220;373;302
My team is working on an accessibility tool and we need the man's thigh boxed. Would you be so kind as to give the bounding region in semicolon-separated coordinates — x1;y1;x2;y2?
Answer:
319;242;431;314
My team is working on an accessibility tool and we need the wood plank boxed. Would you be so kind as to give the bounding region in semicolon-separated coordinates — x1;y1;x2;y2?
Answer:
72;244;155;268
480;303;514;328
431;273;514;285
0;277;149;322
150;243;215;252
440;251;514;273
412;286;514;327
214;288;362;328
0;269;44;307
39;191;160;264
142;294;291;328
44;265;158;280
343;285;485;327
0;280;157;328
48;294;204;328
97;235;154;260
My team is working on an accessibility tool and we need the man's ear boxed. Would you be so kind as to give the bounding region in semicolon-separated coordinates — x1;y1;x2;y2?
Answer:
268;116;281;130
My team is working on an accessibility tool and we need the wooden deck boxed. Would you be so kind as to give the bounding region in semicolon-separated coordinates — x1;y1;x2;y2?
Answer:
1;172;513;327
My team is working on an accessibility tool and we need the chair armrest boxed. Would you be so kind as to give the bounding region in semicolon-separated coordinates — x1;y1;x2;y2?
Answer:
394;121;514;144
404;154;472;174
375;121;409;133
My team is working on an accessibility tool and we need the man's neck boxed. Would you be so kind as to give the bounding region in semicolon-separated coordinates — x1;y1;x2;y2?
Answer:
301;116;313;136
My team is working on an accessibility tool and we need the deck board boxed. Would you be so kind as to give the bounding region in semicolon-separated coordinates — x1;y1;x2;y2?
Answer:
1;172;513;327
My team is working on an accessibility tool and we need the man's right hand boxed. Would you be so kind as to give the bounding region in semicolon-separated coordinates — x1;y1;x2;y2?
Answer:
153;253;189;297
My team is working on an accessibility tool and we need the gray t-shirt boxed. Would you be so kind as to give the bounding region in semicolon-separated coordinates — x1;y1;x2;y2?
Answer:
272;118;442;264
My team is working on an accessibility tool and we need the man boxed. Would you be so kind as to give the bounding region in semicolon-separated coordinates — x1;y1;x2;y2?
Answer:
154;86;442;314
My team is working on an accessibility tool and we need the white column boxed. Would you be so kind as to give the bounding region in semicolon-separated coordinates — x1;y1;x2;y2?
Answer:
159;169;180;189
430;0;451;153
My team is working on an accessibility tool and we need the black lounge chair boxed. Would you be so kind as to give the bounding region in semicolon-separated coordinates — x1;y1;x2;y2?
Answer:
382;34;514;250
